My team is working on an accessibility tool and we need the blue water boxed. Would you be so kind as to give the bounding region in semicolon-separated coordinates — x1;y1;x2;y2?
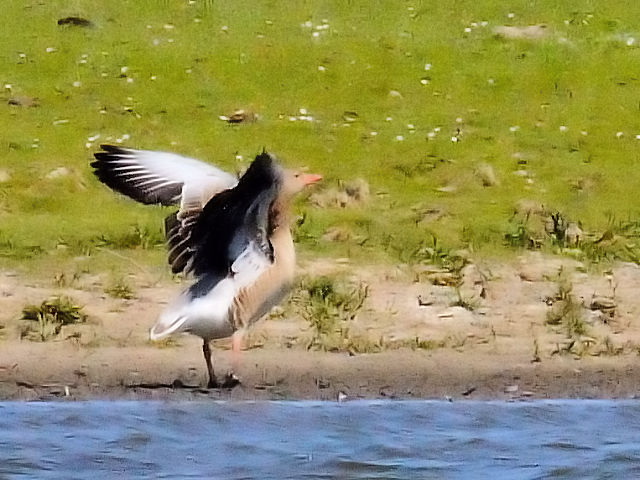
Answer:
1;400;639;479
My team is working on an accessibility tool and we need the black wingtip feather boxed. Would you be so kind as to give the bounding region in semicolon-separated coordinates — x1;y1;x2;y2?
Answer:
91;145;182;206
98;144;129;154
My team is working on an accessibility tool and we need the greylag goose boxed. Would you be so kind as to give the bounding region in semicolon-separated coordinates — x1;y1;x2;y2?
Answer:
91;145;321;388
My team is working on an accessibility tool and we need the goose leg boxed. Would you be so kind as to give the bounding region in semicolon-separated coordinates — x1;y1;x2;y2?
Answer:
219;330;243;389
231;329;244;370
203;340;218;388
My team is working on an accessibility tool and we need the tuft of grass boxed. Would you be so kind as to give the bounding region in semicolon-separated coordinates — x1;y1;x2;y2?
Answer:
104;276;136;299
293;275;368;351
383;336;442;351
599;336;623;356
21;296;87;342
545;270;587;339
148;337;181;349
504;219;539;249
407;234;469;277
451;286;480;311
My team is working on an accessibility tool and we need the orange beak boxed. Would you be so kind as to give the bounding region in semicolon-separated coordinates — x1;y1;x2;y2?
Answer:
301;173;323;185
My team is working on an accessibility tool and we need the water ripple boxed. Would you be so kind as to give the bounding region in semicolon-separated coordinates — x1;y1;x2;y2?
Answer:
0;400;638;479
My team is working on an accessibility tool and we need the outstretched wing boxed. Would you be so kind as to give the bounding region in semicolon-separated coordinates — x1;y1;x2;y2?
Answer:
170;152;282;290
91;144;237;206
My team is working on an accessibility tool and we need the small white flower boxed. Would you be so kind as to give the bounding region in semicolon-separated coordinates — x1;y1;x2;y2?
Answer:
302;20;313;28
480;21;488;27
318;65;326;71
299;107;308;115
4;84;12;90
85;142;93;149
471;22;478;28
126;77;134;83
420;78;429;85
312;31;320;38
456;117;463;123
627;37;635;46
370;131;378;136
581;131;588;136
46;47;56;53
395;135;404;141
221;25;229;31
424;63;432;71
434;127;441;132
168;38;174;43
288;116;297;122
185;68;192;74
146;24;152;29
451;136;459;142
88;134;100;142
464;27;472;33
427;132;436;139
559;125;568;132
235;154;243;160
153;39;160;46
150;75;157;81
72;81;82;87
386;116;393;122
616;131;624;138
507;12;515;19
407;124;415;130
635;134;640;140
121;66;129;74
18;53;26;59
509;126;520;132
163;24;175;30
122;134;130;140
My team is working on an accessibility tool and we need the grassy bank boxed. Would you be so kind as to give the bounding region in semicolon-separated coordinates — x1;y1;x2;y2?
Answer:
3;1;640;277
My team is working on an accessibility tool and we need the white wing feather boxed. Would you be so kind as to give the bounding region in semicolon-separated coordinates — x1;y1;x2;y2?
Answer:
93;146;238;205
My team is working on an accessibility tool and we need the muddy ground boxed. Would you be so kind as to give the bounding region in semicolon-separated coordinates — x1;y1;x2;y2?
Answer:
1;253;640;401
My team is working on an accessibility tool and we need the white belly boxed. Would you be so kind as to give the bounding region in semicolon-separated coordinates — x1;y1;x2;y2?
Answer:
150;278;236;341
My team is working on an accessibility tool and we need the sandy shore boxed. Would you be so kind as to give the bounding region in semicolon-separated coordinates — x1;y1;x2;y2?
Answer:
2;254;640;401
1;344;640;401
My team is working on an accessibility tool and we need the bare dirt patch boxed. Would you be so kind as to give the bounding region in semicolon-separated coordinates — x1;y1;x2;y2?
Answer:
1;254;640;401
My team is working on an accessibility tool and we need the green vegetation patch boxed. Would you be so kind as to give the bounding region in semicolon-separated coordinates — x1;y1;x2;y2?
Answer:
21;296;87;341
4;1;640;274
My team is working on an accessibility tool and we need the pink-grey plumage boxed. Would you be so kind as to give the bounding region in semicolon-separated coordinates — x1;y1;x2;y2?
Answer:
91;145;321;387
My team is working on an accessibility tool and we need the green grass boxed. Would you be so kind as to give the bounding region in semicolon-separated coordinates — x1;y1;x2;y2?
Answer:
21;295;87;341
293;275;369;351
3;1;640;275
